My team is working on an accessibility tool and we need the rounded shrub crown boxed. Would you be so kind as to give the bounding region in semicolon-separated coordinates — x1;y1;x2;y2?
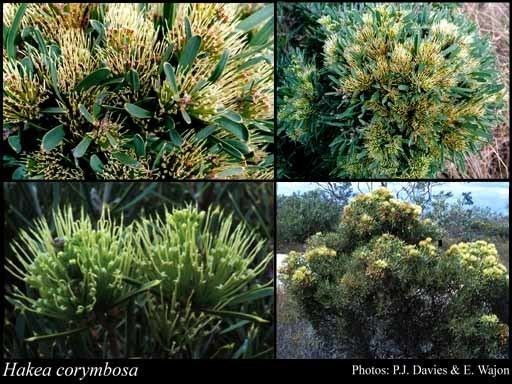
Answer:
279;3;505;177
282;189;509;358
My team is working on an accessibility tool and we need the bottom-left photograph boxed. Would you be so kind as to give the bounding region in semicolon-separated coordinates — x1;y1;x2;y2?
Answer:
3;182;274;359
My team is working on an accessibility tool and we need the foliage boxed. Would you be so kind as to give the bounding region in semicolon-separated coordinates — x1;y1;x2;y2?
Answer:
281;188;509;358
277;3;505;178
277;187;352;245
2;3;274;180
3;182;274;359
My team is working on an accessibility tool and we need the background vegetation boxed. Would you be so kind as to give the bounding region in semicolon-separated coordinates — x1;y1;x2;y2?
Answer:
3;181;274;359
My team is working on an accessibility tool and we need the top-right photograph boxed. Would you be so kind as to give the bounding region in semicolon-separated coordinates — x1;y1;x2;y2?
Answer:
277;2;510;180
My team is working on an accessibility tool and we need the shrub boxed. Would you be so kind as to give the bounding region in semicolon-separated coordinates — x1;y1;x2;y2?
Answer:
281;188;509;358
277;190;341;245
278;3;505;178
6;205;272;358
2;3;274;180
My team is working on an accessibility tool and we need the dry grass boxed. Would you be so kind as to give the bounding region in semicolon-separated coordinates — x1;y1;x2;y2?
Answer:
445;3;510;179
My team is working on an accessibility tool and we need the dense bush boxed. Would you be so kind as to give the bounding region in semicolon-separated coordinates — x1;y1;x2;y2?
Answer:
281;188;509;358
3;182;274;359
277;190;342;245
277;3;505;178
3;3;274;180
6;205;272;358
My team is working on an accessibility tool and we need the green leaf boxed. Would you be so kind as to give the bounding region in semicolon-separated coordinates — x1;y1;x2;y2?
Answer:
112;280;161;307
90;154;104;173
209;49;229;83
42;125;65;151
89;19;105;46
219;320;251;335
124;103;152;119
78;104;96;124
76;67;111;92
72;136;92;158
112;152;139;168
250;17;273;46
6;3;27;59
166;118;183;146
217;117;249;141
48;58;63;101
236;5;273;32
163;4;177;29
12;166;26;180
216;167;245;178
226;287;273;306
26;326;89;343
41;107;68;114
201;309;269;324
398;84;409;91
221;110;243;123
216;139;244;160
178;35;201;73
163;62;178;93
196;125;217;141
442;43;459;56
133;134;145;157
8;134;21;153
181;110;192;124
184;16;192;40
224;138;250;155
125;69;140;93
233;338;249;359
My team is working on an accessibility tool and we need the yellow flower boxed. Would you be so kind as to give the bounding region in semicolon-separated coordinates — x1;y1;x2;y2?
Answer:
292;266;312;285
305;246;337;262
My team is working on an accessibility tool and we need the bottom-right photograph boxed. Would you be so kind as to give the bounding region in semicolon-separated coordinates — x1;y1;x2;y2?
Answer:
277;182;509;359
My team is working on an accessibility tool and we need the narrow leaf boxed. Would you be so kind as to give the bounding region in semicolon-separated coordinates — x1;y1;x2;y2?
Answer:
163;62;178;93
8;134;21;153
112;280;161;307
7;3;27;59
166;118;182;146
178;35;201;73
72;136;92;158
201;309;269;323
76;67;111;92
133;134;145;157
42;125;65;151
196;125;217;141
125;69;140;93
209;49;229;83
236;5;273;32
124;103;152;119
112;152;139;168
181;110;192;124
78;104;95;124
26;326;89;343
217;117;249;141
90;154;104;173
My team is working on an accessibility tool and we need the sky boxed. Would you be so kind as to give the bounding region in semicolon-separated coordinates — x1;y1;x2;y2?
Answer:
277;182;509;214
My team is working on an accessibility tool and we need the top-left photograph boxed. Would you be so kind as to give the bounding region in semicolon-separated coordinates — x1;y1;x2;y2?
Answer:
2;3;274;180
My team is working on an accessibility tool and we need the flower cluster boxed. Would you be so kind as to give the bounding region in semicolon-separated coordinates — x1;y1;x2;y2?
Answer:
3;3;274;180
291;266;313;286
447;240;508;279
305;246;336;262
341;188;435;242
